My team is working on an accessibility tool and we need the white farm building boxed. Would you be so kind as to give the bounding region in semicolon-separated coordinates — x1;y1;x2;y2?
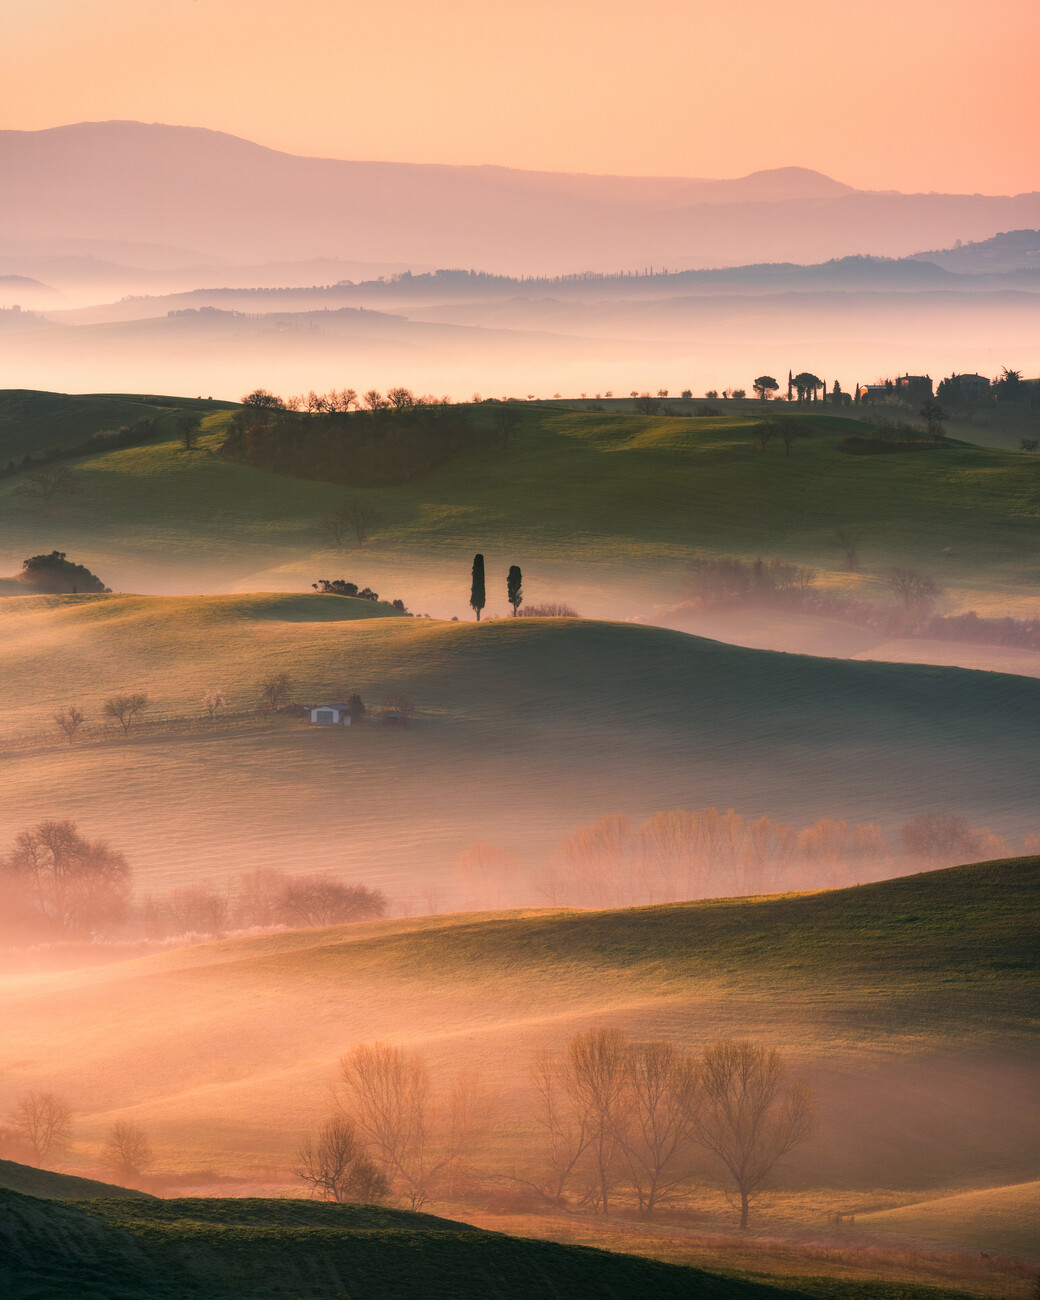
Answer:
309;704;352;726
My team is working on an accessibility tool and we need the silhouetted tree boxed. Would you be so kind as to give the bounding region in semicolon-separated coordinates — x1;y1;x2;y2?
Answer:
53;705;85;744
1020;438;1039;452
885;567;941;610
470;553;486;621
176;412;202;450
507;565;523;616
753;376;779;402
830;527;860;571
104;1121;153;1177
11;1091;73;1162
777;417;809;455
257;672;293;715
2;820;130;936
692;1040;814;1230
294;1116;389;1203
104;693;150;736
15;464;79;509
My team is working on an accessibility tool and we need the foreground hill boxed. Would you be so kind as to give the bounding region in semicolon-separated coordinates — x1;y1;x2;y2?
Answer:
2;596;1040;889
0;1189;726;1300
0;859;1036;1191
0;1157;150;1201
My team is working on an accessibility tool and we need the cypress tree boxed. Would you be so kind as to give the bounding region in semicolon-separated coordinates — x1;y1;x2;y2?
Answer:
507;565;523;616
470;553;486;621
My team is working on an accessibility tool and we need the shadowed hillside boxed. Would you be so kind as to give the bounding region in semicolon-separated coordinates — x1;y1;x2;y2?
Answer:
0;1158;151;1201
0;1188;744;1299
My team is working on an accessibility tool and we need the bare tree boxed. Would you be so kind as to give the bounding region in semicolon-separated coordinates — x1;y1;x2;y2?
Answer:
692;1040;815;1229
321;499;382;548
754;421;776;451
12;1091;73;1162
562;1027;630;1214
336;1042;488;1200
899;812;981;866
103;693;150;736
15;463;79;510
1020;437;1039;452
235;866;289;928
526;1048;593;1206
885;566;942;611
278;875;387;927
777;417;809;455
386;387;415;410
53;705;85;744
165;883;231;937
294;1116;389;1203
104;1120;153;1177
175;412;202;450
2;819;131;936
258;672;293;715
830;527;861;571
381;691;416;724
621;1040;699;1217
202;689;226;719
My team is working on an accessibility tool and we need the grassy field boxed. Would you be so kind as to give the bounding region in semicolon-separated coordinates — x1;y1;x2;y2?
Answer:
0;389;234;465
0;1158;149;1201
858;1182;1040;1260
1;393;1039;619
0;859;1036;1195
3;594;1040;893
6;1188;1008;1300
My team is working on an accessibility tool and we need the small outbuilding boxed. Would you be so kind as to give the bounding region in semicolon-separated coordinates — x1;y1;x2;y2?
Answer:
309;704;351;726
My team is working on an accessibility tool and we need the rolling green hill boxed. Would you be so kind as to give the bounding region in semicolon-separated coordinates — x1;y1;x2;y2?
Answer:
0;397;1038;618
1;860;1036;1190
2;596;1040;892
0;389;237;466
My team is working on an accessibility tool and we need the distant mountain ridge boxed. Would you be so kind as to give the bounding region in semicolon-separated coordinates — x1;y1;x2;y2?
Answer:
2;121;1038;274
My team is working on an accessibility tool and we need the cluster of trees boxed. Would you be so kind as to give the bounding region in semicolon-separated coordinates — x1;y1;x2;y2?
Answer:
0;818;388;946
684;553;946;621
223;388;480;487
516;808;1015;910
311;578;409;611
0;819;131;941
140;867;388;941
16;550;109;595
296;1033;813;1228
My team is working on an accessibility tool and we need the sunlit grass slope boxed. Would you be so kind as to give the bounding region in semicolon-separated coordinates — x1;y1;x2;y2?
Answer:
0;1188;737;1300
858;1180;1040;1259
1;399;1038;613
2;860;1036;1188
3;595;1040;889
0;388;236;464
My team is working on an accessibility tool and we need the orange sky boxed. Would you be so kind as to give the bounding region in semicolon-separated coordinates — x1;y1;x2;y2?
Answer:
3;0;1038;193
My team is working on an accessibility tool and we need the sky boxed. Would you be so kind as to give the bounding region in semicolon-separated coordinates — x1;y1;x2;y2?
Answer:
1;0;1038;194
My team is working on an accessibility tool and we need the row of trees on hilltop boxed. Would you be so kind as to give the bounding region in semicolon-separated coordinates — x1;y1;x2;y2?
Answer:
296;1030;813;1227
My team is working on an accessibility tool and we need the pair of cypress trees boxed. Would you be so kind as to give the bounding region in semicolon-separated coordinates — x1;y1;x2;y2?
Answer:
470;553;522;619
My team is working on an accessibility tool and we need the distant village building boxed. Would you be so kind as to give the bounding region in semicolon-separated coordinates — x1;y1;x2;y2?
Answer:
309;704;351;726
953;373;991;398
858;384;890;404
895;373;933;402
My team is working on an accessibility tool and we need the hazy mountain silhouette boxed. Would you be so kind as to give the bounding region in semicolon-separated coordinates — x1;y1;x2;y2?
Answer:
3;122;1040;274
